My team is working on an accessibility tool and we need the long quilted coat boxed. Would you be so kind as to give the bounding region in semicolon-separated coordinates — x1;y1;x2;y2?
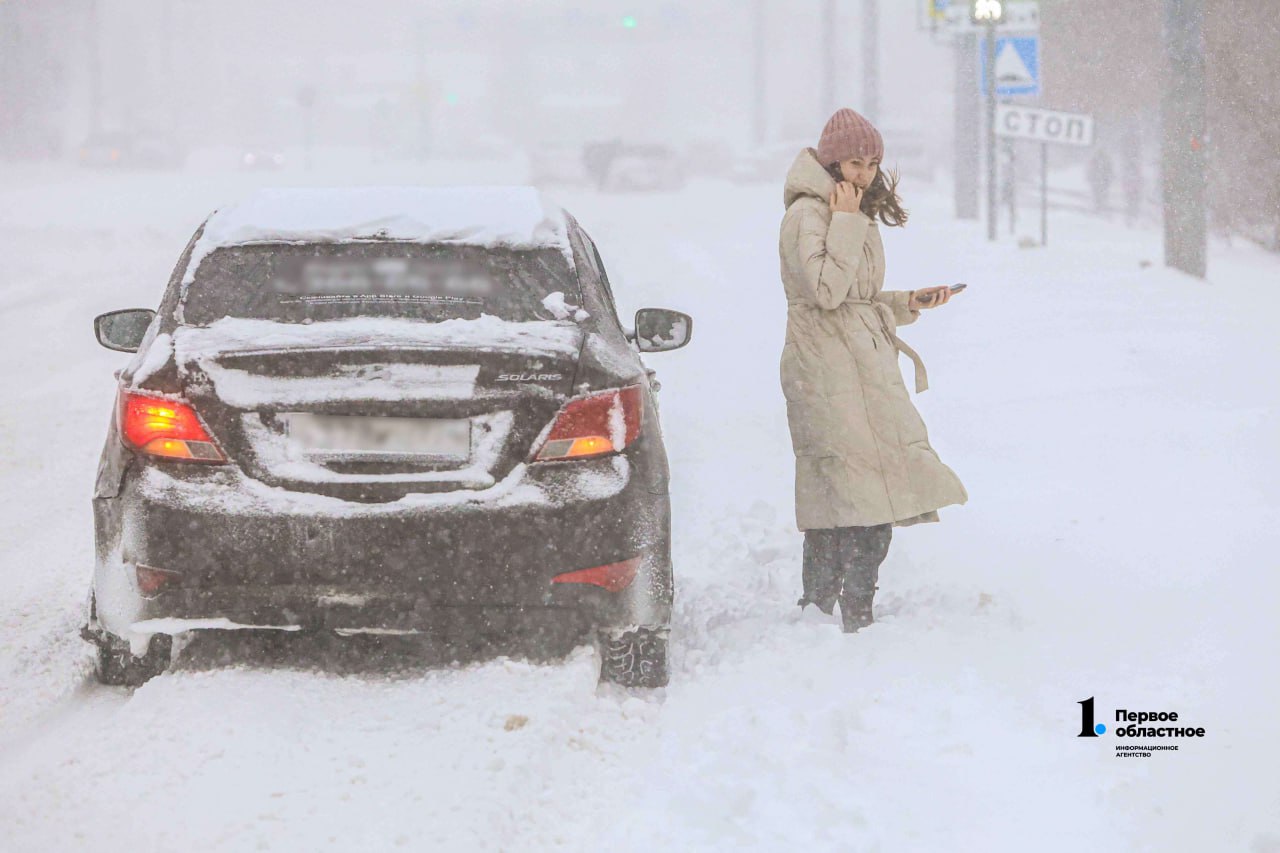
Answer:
779;148;967;530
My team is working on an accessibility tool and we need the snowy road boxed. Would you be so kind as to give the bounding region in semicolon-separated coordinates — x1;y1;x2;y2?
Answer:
0;162;1277;851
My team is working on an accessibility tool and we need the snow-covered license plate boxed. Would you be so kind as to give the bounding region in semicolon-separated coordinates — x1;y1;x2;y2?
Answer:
283;413;470;458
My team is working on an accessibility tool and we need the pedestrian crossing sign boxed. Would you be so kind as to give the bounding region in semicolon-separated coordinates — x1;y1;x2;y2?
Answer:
980;35;1041;97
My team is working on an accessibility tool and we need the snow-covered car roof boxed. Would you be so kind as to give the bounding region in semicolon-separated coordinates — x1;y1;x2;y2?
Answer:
181;186;573;291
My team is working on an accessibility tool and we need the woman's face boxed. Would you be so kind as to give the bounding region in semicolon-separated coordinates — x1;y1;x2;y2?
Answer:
837;156;880;190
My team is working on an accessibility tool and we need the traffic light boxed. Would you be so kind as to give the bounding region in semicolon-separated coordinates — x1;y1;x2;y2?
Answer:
621;15;638;29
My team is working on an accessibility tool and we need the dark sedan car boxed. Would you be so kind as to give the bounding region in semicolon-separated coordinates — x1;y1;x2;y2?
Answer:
79;131;185;169
84;187;691;688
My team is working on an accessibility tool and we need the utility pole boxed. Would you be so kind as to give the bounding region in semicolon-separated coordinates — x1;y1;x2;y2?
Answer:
954;33;979;220
753;0;766;146
983;21;997;240
415;17;431;160
297;85;316;171
862;0;879;122
0;2;16;156
822;0;837;117
1161;0;1207;278
161;0;176;133
88;0;102;134
972;0;1003;240
1004;138;1016;234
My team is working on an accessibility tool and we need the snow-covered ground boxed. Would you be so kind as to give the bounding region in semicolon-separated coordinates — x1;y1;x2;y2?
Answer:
0;159;1277;852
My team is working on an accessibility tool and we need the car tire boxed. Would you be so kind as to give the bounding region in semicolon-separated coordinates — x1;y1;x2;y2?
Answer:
598;627;669;688
92;630;172;687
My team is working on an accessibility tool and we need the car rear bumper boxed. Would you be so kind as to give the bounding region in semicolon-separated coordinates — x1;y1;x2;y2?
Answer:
128;591;612;642
94;455;672;641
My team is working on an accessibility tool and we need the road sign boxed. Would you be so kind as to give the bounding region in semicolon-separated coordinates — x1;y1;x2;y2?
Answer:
943;0;1040;32
925;0;951;21
995;105;1094;146
980;35;1040;97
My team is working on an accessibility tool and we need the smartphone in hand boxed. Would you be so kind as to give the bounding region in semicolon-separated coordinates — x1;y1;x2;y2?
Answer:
916;283;967;306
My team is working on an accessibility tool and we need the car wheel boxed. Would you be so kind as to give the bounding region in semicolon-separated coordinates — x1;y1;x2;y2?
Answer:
598;627;669;688
92;631;172;687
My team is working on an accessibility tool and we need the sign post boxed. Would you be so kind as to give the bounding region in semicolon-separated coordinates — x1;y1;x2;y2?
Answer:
995;104;1096;246
971;1;1005;242
984;22;997;241
1041;143;1048;246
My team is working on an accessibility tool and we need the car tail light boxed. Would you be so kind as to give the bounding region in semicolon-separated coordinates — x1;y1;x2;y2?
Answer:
534;386;643;462
551;557;640;593
135;564;181;597
119;390;225;462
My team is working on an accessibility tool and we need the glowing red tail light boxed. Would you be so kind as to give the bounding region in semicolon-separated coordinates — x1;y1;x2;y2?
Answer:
135;564;181;597
118;390;225;462
551;557;641;593
534;385;643;462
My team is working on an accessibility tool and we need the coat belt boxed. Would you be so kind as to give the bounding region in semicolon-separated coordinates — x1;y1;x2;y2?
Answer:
787;298;929;394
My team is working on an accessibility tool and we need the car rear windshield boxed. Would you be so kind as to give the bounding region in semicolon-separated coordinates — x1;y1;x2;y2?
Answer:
181;243;579;326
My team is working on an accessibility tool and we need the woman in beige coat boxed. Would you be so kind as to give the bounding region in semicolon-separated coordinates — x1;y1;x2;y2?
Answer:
780;108;968;632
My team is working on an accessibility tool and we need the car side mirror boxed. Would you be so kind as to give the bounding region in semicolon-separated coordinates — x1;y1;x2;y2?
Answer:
634;308;693;353
95;308;155;353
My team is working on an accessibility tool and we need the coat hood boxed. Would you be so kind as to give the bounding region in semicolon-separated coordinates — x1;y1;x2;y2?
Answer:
783;148;836;209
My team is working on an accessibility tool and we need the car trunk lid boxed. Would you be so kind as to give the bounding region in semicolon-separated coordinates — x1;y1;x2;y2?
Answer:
173;318;583;501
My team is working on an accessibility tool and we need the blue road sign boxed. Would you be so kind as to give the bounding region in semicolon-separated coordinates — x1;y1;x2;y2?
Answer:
980;35;1040;98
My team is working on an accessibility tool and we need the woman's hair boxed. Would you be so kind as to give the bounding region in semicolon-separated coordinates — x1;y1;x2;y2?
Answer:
826;162;909;227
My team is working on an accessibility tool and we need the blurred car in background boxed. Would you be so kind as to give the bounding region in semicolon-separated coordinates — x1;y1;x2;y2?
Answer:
528;143;591;186
78;131;185;169
583;140;685;192
240;148;286;171
600;144;685;192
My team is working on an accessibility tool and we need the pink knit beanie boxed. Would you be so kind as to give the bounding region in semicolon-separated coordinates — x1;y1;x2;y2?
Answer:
816;108;884;166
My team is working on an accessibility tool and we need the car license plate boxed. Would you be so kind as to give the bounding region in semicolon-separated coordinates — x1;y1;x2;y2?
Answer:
283;413;470;458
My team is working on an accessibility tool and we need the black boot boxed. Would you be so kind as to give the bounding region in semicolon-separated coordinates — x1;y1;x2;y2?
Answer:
838;582;877;633
837;524;891;634
799;528;845;615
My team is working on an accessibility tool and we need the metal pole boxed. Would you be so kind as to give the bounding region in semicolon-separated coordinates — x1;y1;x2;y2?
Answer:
88;0;102;134
1161;0;1207;277
1006;137;1016;234
753;0;766;145
161;0;175;133
0;2;17;156
862;0;879;122
416;18;429;161
303;106;313;171
954;34;979;220
822;0;837;117
1041;141;1049;247
985;22;998;241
